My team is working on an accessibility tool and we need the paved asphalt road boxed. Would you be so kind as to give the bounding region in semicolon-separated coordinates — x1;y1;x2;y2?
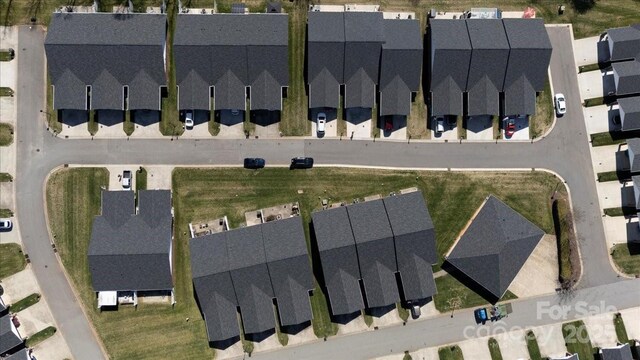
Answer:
12;25;636;360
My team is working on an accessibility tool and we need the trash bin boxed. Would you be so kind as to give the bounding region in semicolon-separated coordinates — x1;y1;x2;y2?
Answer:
558;5;565;15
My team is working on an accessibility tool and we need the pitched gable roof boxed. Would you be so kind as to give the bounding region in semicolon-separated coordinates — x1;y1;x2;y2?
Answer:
613;61;640;96
0;315;22;355
607;25;640;62
446;195;545;299
627;138;640;173
619;96;640;131
601;344;633;360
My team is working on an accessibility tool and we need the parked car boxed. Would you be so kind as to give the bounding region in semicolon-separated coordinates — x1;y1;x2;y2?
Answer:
317;112;326;135
474;303;513;324
384;117;393;131
122;170;132;189
505;118;516;137
0;218;12;231
433;117;445;134
291;157;314;169
410;303;421;319
244;158;265;169
185;111;194;130
554;93;566;116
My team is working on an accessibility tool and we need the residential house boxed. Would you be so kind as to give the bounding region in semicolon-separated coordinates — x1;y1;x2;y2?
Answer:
612;61;640;96
627;138;640;174
618;97;640;131
0;315;23;356
607;25;640;62
600;343;633;360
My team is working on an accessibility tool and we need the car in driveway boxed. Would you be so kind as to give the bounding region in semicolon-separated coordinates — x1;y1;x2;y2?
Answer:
384;118;393;131
185;111;194;130
505;118;516;138
291;157;314;169
317;113;326;136
554;93;566;116
0;218;12;232
244;158;265;169
433;117;445;135
122;170;132;189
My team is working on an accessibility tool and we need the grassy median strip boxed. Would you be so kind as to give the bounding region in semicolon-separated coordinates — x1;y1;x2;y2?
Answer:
562;321;594;360
0;243;26;279
438;345;464;360
604;207;635;217
25;326;56;347
598;170;631;183
529;80;553;139
525;330;543;360
136;167;147;191
613;313;631;345
611;243;640;276
488;338;503;360
0;123;14;146
590;132;628;147
160;0;184;137
9;293;41;313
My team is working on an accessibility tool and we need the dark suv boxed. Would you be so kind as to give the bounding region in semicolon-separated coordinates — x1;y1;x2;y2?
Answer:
244;158;265;169
291;157;314;169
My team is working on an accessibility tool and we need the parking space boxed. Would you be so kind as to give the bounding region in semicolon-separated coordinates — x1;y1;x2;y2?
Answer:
457;336;492;360
583;104;622;134
345;108;371;139
577;70;615;101
0;97;14;121
104;166;136;191
618;308;640;340
145;166;173;190
310;108;338;138
466;116;494;141
215;110;245;138
502;116;529;140
494;329;529;360
604;216;640;248
31;331;73;360
582;312;618;348
573;36;609;67
509;235;559;298
252;111;281;138
379;116;406;140
1;268;40;304
530;324;568;358
596;181;634;209
591;144;628;174
431;117;458;141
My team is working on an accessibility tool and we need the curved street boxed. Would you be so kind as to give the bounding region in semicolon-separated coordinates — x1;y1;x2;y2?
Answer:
12;25;637;360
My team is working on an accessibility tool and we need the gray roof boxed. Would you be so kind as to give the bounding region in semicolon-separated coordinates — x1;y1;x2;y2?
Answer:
619;96;640;131
347;200;400;308
502;19;552;116
607;26;640;62
307;14;345;109
379;20;423;116
261;217;314;327
613;61;640;96
4;348;29;360
174;14;288;111
88;190;173;292
312;207;364;315
45;13;166;111
446;195;545;299
383;192;437;301
343;12;383;109
0;315;22;355
601;344;633;360
633;176;640;210
627;138;640;173
466;20;510;116
429;20;471;116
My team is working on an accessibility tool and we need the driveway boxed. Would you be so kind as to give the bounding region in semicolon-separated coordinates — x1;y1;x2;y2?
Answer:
508;235;559;298
596;181;634;209
502;116;529;140
345;108;371;139
530;323;567;358
603;216;640;248
591;144;628;174
583;104;621;134
582;312;618;348
466;116;493;141
573;36;608;67
577;70;615;101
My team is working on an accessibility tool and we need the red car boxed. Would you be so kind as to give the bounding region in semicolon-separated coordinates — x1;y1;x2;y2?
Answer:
384;118;393;131
505;119;516;137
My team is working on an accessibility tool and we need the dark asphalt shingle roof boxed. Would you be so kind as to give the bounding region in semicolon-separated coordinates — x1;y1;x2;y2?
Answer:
4;348;29;360
45;13;166;111
607;26;640;62
379;20;422;116
0;315;22;355
601;344;633;360
429;20;471;116
613;61;640;96
502;19;552;116
466;20;509;116
174;14;288;111
618;96;640;131
261;217;314;326
312;207;364;315
627;138;640;173
383;192;437;301
347;200;399;308
446;195;545;299
88;190;173;292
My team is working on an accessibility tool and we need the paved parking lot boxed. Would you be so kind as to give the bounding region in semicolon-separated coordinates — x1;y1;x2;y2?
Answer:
310;108;338;138
583;104;621;134
103;165;137;191
145;166;173;190
466;116;494;141
596;181;634;209
502;116;529;140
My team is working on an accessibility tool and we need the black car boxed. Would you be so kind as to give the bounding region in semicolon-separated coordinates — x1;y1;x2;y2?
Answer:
291;157;314;169
244;158;265;169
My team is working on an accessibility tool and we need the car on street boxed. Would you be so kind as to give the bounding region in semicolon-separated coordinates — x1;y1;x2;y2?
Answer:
505;118;516;137
122;170;132;189
291;157;314;169
0;218;12;231
433;117;445;135
244;158;265;169
554;93;566;116
317;113;326;136
185;111;194;130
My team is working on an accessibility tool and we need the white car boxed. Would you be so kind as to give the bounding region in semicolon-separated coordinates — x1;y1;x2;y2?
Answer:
0;218;13;231
122;170;132;189
434;117;445;134
185;111;194;129
317;112;326;135
554;93;566;116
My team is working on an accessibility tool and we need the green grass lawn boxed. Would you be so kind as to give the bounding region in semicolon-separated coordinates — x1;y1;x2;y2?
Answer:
604;207;635;217
9;293;41;313
611;243;640;276
48;167;561;358
160;0;184;137
25;326;56;347
0;173;12;182
613;313;631;345
0;209;13;217
136;167;148;191
0;123;14;146
0;243;26;279
433;274;517;312
397;303;409;322
123;111;134;136
562;321;595;360
0;87;14;96
488;338;503;360
590;132;628;147
0;49;14;61
530;80;553;139
598;170;631;183
438;345;464;360
525;330;543;360
554;188;579;285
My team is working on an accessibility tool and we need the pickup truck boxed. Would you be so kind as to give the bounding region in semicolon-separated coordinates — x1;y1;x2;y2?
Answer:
474;303;512;324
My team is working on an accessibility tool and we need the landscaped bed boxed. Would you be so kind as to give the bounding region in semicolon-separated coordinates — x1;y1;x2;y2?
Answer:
47;167;563;359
